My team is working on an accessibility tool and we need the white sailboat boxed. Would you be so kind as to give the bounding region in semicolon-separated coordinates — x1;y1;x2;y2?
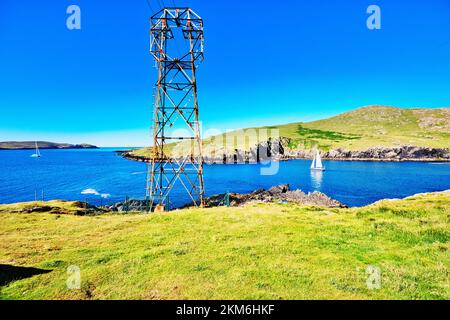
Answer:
31;141;41;158
311;149;325;171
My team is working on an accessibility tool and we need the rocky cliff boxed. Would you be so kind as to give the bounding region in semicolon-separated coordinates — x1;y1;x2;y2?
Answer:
120;139;450;163
284;145;450;162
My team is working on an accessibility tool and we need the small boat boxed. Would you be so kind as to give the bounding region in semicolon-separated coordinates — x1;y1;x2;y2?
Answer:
311;149;325;171
31;142;41;158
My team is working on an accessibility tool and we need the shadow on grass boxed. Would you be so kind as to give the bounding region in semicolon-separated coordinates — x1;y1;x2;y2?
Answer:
0;264;52;286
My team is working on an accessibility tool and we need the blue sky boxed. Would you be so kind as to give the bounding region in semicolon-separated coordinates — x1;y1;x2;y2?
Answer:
1;0;449;146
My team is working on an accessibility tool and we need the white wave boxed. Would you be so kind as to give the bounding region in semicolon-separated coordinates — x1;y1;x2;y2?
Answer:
81;188;100;196
81;189;111;199
131;172;146;175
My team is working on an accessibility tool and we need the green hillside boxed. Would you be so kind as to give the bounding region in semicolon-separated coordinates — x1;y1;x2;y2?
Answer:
0;191;449;300
297;106;450;150
130;106;449;158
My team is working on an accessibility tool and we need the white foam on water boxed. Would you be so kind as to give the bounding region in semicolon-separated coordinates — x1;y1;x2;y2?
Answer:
81;189;111;199
81;188;100;196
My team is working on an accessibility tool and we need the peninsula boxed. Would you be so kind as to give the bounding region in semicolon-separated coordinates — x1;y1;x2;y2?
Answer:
122;106;450;162
0;141;98;150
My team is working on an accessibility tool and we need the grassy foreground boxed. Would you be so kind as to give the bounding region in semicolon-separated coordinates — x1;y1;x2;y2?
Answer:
0;191;449;300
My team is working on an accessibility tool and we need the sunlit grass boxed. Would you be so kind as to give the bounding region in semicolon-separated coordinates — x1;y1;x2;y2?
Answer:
0;201;90;215
0;190;449;300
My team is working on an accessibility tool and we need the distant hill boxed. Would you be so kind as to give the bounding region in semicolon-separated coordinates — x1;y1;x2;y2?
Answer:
128;105;450;160
0;141;98;150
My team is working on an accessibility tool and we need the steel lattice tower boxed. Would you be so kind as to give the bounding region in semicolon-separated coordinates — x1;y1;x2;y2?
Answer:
147;8;205;211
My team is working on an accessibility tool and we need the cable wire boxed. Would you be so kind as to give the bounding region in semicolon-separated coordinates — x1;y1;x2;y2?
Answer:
145;0;155;12
157;0;165;9
145;0;154;11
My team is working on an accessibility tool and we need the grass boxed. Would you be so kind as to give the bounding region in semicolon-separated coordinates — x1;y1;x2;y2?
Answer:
130;105;450;158
299;106;450;150
0;190;449;300
0;200;91;215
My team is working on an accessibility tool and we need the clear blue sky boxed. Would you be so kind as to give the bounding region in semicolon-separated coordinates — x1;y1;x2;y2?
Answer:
1;0;449;146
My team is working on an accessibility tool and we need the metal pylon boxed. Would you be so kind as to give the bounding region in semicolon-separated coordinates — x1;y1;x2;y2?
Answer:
147;8;205;211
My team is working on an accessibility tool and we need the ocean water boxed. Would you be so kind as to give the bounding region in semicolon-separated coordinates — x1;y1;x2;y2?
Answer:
0;148;449;208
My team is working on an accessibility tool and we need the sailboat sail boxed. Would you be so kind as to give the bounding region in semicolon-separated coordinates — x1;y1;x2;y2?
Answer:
311;150;325;171
310;157;316;169
35;142;39;156
31;142;41;158
315;150;323;168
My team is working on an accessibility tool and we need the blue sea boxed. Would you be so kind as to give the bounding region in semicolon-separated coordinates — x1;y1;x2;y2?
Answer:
0;148;449;208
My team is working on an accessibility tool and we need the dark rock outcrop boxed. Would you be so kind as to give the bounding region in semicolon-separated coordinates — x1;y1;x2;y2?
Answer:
115;150;150;162
28;206;53;213
199;184;347;208
106;199;150;212
107;185;346;211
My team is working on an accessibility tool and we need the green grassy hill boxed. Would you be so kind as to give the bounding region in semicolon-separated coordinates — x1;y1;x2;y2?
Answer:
130;106;449;158
296;106;450;150
1;191;449;300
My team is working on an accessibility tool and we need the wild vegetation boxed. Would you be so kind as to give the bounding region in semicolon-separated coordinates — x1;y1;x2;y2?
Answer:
0;201;97;216
0;190;449;300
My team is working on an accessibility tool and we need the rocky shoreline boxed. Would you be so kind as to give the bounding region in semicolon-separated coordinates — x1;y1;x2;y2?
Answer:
194;184;348;209
116;150;149;162
118;142;450;163
4;187;449;214
105;184;347;212
281;146;450;162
